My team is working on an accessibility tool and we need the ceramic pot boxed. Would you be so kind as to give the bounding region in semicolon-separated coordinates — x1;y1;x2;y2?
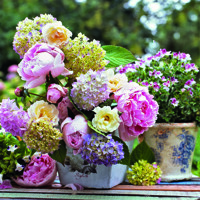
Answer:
57;139;133;189
144;122;197;182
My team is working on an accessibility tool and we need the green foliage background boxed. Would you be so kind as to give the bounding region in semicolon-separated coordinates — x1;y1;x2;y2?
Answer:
0;0;199;77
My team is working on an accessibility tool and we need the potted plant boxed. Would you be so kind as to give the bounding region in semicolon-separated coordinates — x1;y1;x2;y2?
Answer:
117;49;200;181
0;14;162;188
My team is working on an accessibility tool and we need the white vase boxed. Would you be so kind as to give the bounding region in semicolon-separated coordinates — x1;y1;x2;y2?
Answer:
144;122;197;182
57;139;133;189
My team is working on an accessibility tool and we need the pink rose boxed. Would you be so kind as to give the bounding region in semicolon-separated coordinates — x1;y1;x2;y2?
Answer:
57;96;79;122
12;154;57;187
61;115;90;154
47;84;68;104
17;43;73;89
114;82;159;141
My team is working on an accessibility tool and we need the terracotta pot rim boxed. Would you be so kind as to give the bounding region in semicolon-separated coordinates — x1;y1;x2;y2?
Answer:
152;122;196;128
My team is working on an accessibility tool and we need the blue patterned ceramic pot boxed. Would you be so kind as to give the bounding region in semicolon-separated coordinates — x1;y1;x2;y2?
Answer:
144;123;197;182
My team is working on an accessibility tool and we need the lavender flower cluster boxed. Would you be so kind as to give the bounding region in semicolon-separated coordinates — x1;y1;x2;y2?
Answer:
80;133;124;166
0;99;29;137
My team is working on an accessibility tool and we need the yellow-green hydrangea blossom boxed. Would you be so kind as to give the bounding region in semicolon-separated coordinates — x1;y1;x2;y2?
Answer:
23;119;62;154
127;160;162;186
62;33;109;79
13;14;57;58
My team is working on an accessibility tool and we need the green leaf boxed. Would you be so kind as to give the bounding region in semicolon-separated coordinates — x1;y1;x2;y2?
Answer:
102;45;137;68
130;140;155;165
49;140;66;165
87;121;105;136
112;136;130;166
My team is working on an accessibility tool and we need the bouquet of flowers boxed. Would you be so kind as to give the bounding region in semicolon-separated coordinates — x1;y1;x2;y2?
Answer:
0;14;160;186
117;49;200;125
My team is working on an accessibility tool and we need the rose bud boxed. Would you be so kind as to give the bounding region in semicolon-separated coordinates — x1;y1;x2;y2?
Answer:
47;84;68;104
61;115;90;155
14;87;24;97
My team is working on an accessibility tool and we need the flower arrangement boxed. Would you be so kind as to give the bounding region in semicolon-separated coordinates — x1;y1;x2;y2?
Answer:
117;49;200;125
0;14;162;186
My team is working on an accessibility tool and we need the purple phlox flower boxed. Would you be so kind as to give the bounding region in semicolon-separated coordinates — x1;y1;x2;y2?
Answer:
163;80;171;91
124;63;137;73
157;177;162;184
142;81;149;87
161;76;166;81
185;63;199;72
173;52;191;62
170;98;179;107
170;77;178;84
149;82;153;87
137;78;141;82
149;70;162;78
153;82;160;91
184;78;196;89
181;88;186;92
187;88;193;96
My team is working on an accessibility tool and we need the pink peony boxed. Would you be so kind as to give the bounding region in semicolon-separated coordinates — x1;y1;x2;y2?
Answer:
13;154;57;187
47;84;68;104
57;96;79;122
17;43;72;89
61;115;90;154
114;82;159;141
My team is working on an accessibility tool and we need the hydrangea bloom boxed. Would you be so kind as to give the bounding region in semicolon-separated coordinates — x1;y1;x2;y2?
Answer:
0;99;29;137
13;14;57;58
127;160;162;186
62;33;109;79
114;82;159;141
17;43;72;89
23;119;62;153
70;69;110;110
80;133;124;166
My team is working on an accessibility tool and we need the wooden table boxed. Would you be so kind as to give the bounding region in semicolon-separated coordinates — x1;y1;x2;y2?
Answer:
0;179;200;200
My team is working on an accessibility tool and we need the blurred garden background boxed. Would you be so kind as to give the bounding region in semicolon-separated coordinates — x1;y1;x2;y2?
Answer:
0;0;199;173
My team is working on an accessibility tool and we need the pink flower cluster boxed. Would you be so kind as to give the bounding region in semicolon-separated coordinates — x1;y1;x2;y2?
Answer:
114;82;159;141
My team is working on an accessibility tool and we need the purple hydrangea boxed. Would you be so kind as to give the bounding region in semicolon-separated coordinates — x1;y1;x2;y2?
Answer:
70;69;110;111
80;133;124;166
0;99;30;136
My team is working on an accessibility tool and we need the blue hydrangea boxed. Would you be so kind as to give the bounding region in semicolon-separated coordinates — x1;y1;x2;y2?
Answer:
70;69;110;111
80;133;124;166
0;99;30;137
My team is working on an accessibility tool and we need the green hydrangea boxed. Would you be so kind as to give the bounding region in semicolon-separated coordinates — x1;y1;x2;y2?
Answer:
62;33;108;80
13;14;57;58
23;119;62;154
0;129;32;180
127;160;162;186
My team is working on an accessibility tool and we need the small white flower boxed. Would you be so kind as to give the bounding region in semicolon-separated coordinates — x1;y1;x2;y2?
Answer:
33;152;42;159
15;163;24;172
7;145;18;153
23;155;31;163
0;174;3;184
